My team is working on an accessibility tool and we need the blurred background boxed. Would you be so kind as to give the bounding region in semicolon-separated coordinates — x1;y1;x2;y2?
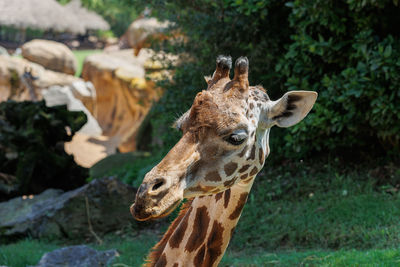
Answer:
1;0;400;266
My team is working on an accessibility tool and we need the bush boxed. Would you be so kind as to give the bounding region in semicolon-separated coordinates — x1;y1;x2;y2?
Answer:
135;0;400;161
0;101;88;200
277;0;400;158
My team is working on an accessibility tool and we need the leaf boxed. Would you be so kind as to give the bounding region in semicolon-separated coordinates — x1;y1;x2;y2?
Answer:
384;45;392;58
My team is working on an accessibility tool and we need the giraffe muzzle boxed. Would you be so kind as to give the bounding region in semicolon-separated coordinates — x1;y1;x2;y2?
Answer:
131;178;184;221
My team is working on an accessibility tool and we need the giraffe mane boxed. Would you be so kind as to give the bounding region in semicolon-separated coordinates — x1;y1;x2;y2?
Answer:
144;198;194;267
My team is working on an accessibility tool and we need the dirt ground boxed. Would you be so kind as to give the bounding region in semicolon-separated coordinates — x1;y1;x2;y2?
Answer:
64;133;119;168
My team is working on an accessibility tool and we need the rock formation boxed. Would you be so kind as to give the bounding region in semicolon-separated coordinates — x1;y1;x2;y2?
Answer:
0;55;96;109
21;39;77;75
31;245;118;267
0;177;136;240
81;49;166;152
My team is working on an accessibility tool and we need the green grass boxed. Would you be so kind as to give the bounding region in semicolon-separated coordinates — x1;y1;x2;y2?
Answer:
72;49;102;77
230;161;400;251
2;158;399;266
96;154;400;252
0;239;59;267
89;151;162;188
1;236;400;267
221;248;400;267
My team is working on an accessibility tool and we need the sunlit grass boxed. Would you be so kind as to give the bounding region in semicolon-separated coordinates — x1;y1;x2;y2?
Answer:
72;49;102;77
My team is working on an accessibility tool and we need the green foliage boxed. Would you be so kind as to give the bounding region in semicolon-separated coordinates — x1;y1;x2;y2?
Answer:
58;0;139;36
277;0;400;157
80;0;139;36
0;101;88;198
134;0;400;160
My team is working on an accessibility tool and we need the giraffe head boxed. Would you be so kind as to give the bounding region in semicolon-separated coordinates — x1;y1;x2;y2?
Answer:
131;56;317;221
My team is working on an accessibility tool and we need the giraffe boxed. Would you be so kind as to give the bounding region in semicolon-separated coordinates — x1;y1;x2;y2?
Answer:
130;55;317;266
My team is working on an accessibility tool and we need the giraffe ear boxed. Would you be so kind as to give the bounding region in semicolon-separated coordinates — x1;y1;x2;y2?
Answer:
267;91;317;128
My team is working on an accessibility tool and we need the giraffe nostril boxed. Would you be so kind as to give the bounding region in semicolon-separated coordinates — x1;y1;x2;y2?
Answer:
151;179;165;192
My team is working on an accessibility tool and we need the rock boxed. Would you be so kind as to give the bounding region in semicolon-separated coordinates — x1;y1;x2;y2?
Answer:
42;85;102;136
0;177;136;240
81;49;163;152
0;173;19;199
21;39;77;75
124;17;170;56
31;245;117;267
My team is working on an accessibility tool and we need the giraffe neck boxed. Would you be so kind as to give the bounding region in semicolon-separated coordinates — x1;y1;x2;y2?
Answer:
145;178;255;267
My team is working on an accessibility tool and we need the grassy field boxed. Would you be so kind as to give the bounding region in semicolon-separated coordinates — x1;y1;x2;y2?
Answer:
1;158;399;266
72;49;102;77
1;235;400;266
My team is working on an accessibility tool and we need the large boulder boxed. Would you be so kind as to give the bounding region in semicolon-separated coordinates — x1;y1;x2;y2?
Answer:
42;85;101;136
0;177;136;240
21;39;77;75
31;245;117;267
81;49;163;152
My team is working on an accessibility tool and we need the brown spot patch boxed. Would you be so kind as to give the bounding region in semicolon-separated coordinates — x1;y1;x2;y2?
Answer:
173;264;179;267
247;145;256;160
185;206;210;252
249;166;258;176
145;200;193;266
215;191;223;202
224;188;231;208
154;253;167;267
228;192;249;220
259;148;264;165
240;173;248;180
169;206;192;248
242;176;254;184
204;171;221;182
249;102;254;110
223;178;236;187
238;164;250;173
193;244;205;266
204;221;224;266
238;145;248;157
224;162;238;176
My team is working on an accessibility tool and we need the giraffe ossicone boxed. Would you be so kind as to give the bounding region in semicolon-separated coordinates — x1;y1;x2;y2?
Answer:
130;56;317;266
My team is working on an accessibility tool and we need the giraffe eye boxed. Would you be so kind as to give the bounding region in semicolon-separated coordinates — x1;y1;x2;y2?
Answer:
225;130;247;146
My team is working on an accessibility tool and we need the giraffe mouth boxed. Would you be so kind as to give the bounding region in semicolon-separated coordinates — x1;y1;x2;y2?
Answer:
155;199;182;219
130;199;182;221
